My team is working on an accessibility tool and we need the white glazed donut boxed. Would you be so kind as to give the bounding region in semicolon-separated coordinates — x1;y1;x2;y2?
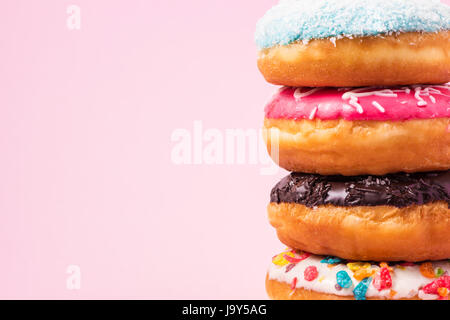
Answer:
266;249;450;300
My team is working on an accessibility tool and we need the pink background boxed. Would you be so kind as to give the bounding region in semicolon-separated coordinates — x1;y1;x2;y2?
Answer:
0;0;285;299
1;0;449;299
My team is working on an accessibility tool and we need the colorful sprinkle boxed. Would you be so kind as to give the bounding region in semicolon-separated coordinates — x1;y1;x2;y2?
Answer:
436;267;445;278
420;262;436;279
284;252;311;264
379;262;394;273
353;268;376;281
321;256;342;265
291;277;297;291
422;276;450;295
285;263;296;273
304;266;319;281
373;267;393;291
347;262;371;272
272;251;295;266
353;277;372;300
336;270;353;289
437;287;449;298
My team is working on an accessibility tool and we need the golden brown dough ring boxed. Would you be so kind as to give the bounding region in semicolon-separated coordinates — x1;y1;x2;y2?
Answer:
263;118;450;176
257;31;450;87
268;202;450;262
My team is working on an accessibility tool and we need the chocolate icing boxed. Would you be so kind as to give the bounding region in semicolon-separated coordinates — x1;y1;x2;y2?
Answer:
270;171;450;208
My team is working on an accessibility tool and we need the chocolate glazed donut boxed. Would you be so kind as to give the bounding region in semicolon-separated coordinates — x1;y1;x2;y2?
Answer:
268;171;450;262
271;171;450;208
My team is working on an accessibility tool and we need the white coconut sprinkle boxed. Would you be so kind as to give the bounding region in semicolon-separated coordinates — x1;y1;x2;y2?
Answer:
372;101;385;113
294;88;322;101
309;106;318;120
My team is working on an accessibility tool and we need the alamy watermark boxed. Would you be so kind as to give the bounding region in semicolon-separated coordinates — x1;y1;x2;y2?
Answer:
170;121;280;175
66;5;81;30
66;265;81;290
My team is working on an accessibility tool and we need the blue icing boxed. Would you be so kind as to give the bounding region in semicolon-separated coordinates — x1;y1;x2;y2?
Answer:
255;0;450;49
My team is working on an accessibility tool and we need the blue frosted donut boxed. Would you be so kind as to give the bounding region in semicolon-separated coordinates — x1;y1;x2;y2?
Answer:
255;0;450;49
255;0;450;87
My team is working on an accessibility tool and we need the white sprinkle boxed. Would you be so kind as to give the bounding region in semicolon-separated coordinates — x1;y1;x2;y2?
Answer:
309;106;318;120
417;101;427;107
432;85;450;91
337;84;450;114
374;92;397;98
429;95;436;103
428;92;450;98
427;88;441;94
330;37;337;47
349;97;364;114
428;87;449;96
341;87;374;99
342;88;397;100
294;88;322;100
414;87;427;106
372;101;385;113
394;88;411;94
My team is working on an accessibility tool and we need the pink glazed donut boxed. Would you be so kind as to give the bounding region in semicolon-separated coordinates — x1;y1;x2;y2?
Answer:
263;84;450;175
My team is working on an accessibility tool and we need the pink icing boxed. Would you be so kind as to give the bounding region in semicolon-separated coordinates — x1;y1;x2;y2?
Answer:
265;85;450;121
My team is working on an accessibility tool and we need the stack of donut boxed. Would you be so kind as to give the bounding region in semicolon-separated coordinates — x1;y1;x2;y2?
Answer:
256;0;450;300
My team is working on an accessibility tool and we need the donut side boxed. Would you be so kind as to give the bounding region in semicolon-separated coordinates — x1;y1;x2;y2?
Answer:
258;31;450;87
268;202;450;262
264;117;450;175
268;171;450;262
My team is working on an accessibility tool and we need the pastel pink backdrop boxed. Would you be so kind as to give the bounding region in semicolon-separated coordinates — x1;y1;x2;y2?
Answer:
1;0;449;299
0;0;284;299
